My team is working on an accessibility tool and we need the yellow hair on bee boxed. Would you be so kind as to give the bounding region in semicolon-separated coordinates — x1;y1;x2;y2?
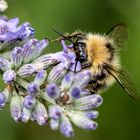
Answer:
83;33;120;73
85;33;112;64
81;33;121;93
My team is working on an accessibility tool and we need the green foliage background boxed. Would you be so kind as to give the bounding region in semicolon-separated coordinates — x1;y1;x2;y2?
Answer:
0;0;140;140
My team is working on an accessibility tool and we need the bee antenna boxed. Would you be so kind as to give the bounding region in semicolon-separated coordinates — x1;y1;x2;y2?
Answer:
51;27;74;44
44;37;52;42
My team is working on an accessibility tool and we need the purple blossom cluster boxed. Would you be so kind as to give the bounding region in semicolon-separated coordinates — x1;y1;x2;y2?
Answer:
0;17;103;137
0;17;34;51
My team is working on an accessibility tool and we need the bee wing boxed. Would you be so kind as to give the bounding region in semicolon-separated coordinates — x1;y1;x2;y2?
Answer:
107;66;138;100
107;23;129;48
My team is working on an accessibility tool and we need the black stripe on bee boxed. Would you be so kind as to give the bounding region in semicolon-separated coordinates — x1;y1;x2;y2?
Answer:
106;43;115;61
92;82;107;92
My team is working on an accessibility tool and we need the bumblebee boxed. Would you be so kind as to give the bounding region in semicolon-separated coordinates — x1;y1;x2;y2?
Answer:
52;23;138;100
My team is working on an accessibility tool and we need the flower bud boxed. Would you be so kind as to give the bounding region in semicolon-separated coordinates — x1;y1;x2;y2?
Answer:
46;83;60;99
10;93;22;122
17;64;35;77
70;87;81;99
49;105;61;120
3;70;16;83
47;61;69;84
11;47;23;68
23;95;36;109
0;57;10;71
73;94;103;111
68;111;98;130
61;72;74;90
22;39;48;63
60;114;74;137
21;108;31;123
34;70;47;86
72;70;91;89
31;101;48;126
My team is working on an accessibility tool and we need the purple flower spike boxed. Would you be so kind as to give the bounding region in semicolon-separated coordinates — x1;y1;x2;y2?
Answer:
23;95;36;109
60;115;74;137
0;92;6;109
3;70;16;84
46;83;60;99
27;83;39;97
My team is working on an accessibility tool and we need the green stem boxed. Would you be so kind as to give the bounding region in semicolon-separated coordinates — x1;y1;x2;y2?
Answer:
16;76;29;89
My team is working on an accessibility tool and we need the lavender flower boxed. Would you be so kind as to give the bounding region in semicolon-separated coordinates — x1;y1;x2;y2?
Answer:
0;17;34;51
44;70;103;137
0;25;104;137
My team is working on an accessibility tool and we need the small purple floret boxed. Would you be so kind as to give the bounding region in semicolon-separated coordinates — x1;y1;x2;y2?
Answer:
3;70;16;83
46;83;59;99
60;121;74;137
27;83;38;97
71;87;80;99
23;95;36;109
36;70;45;79
49;106;61;120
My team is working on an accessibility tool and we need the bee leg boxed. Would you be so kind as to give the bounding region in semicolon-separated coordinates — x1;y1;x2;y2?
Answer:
81;61;92;69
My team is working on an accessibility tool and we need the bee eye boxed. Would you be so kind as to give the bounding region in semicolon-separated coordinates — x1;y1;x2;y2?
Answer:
76;43;87;62
79;52;87;62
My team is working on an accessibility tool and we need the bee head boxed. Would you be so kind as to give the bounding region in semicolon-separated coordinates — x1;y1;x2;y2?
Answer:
51;27;87;66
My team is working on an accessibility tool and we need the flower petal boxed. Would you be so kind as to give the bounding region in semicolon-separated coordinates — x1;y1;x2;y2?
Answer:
60;114;74;137
68;111;98;130
0;56;10;71
73;94;103;111
47;60;70;84
10;92;23;122
31;100;48;126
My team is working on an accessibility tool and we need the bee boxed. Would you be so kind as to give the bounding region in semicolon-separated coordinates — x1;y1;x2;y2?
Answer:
51;23;138;100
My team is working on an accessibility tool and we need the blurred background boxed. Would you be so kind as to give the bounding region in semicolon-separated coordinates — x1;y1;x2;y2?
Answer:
0;0;140;140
